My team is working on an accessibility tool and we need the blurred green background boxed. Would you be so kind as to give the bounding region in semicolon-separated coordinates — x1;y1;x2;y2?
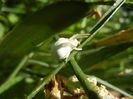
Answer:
0;0;133;99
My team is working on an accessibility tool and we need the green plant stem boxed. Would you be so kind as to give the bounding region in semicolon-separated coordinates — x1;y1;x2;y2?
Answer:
0;76;24;94
26;62;66;99
80;0;126;48
8;55;29;80
26;0;126;98
87;75;133;98
0;56;28;94
70;57;99;99
87;1;133;7
1;7;26;14
68;0;126;59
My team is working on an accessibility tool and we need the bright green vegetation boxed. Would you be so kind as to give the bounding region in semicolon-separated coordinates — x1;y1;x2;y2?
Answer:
0;0;133;99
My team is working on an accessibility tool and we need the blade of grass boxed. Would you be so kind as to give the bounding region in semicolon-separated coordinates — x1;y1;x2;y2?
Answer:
80;0;126;48
79;43;133;72
1;7;26;14
26;0;126;98
67;0;126;59
0;76;24;94
86;1;133;7
87;75;133;98
26;62;66;99
8;56;29;80
0;55;28;94
95;27;133;47
70;57;99;99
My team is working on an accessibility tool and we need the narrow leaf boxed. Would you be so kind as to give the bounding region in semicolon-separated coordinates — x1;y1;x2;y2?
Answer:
0;1;90;69
95;27;133;47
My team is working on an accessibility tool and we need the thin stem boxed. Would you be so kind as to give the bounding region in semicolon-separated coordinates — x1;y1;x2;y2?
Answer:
80;0;126;48
26;62;66;99
8;55;29;80
1;7;26;14
70;57;99;99
68;0;126;59
87;1;133;7
0;55;28;94
87;75;133;99
0;76;24;94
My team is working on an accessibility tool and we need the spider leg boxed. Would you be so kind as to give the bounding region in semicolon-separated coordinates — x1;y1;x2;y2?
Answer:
70;34;90;40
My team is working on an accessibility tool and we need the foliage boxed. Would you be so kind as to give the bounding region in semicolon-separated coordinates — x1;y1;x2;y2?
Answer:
0;0;133;99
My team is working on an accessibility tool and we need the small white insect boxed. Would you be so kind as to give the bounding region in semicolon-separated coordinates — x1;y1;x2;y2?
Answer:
52;34;89;60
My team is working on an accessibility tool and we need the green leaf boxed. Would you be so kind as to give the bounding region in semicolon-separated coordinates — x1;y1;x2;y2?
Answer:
60;43;133;77
105;76;133;89
95;27;133;47
0;75;24;94
0;1;90;74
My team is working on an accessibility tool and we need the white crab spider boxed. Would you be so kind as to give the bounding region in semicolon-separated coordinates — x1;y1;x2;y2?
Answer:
52;34;89;60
